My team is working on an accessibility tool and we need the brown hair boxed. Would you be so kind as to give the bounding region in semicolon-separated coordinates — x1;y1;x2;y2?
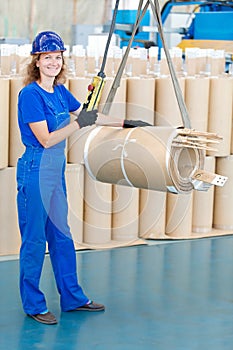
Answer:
23;53;67;86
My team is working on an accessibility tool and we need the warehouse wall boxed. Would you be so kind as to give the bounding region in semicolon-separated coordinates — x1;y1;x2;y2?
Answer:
0;1;168;45
0;0;112;45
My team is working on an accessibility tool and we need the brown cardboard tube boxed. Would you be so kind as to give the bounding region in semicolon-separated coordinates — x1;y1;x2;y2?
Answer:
192;156;215;233
166;192;193;237
9;77;25;166
98;77;127;119
155;76;185;127
185;76;210;132
0;78;10;169
112;184;139;242
68;77;96;164
68;77;90;103
83;168;112;244
139;189;166;238
0;167;21;255
207;77;233;156
66;163;84;247
126;77;155;125
74;56;86;77
213;156;233;230
86;57;96;75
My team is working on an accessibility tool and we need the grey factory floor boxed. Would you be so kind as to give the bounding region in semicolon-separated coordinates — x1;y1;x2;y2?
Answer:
1;236;233;350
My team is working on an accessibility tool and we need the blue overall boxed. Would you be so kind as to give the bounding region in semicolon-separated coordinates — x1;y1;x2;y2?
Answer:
17;82;89;315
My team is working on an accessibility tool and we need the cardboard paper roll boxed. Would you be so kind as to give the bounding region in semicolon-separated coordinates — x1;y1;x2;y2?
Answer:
98;77;127;119
83;168;112;244
68;77;90;103
1;56;11;76
0;79;10;167
112;184;139;242
74;56;86;77
185;76;210;132
83;126;204;194
185;57;197;76
131;58;147;77
207;76;233;156
9;77;25;166
0;167;21;255
192;156;215;233
126;77;155;125
139;189;166;238
86;56;96;75
209;56;225;76
68;77;96;164
18;56;31;76
66;163;84;247
213;156;233;230
155;76;185;127
159;58;170;76
166;192;193;237
0;78;10;169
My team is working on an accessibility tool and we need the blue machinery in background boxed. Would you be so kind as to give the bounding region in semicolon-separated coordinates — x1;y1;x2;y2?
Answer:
114;0;233;65
160;1;233;43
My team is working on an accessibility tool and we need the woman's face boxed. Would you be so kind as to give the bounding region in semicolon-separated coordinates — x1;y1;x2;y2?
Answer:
36;51;63;79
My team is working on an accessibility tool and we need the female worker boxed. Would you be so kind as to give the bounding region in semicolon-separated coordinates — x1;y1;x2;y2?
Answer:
16;31;108;325
17;30;151;325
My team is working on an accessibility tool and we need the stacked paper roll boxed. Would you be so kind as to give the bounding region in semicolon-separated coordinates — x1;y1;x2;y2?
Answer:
0;44;11;75
86;56;96;75
98;77;127;119
66;163;84;248
72;45;86;77
159;58;170;76
131;57;147;77
83;169;112;245
155;76;185;127
9;77;25;166
68;77;90;102
68;77;95;164
139;190;166;239
0;167;21;255
126;77;155;125
166;192;193;238
192;156;216;233
160;48;183;76
185;56;197;76
112;185;139;242
207;76;233;156
73;56;85;77
0;78;10;169
73;56;86;77
213;156;233;230
185;76;210;132
125;48;147;77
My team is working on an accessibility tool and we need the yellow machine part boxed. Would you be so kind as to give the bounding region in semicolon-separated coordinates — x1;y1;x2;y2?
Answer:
177;39;233;56
83;75;105;111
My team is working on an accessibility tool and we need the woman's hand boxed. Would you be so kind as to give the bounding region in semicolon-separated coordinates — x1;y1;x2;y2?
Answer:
75;109;98;128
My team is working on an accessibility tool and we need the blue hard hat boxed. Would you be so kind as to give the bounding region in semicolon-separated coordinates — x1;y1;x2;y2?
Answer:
31;31;66;55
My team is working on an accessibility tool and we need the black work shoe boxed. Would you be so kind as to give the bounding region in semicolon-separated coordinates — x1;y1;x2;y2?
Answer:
74;301;105;312
27;311;58;325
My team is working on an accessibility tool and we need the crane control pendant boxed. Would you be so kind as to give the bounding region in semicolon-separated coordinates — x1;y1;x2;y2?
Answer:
83;74;105;111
